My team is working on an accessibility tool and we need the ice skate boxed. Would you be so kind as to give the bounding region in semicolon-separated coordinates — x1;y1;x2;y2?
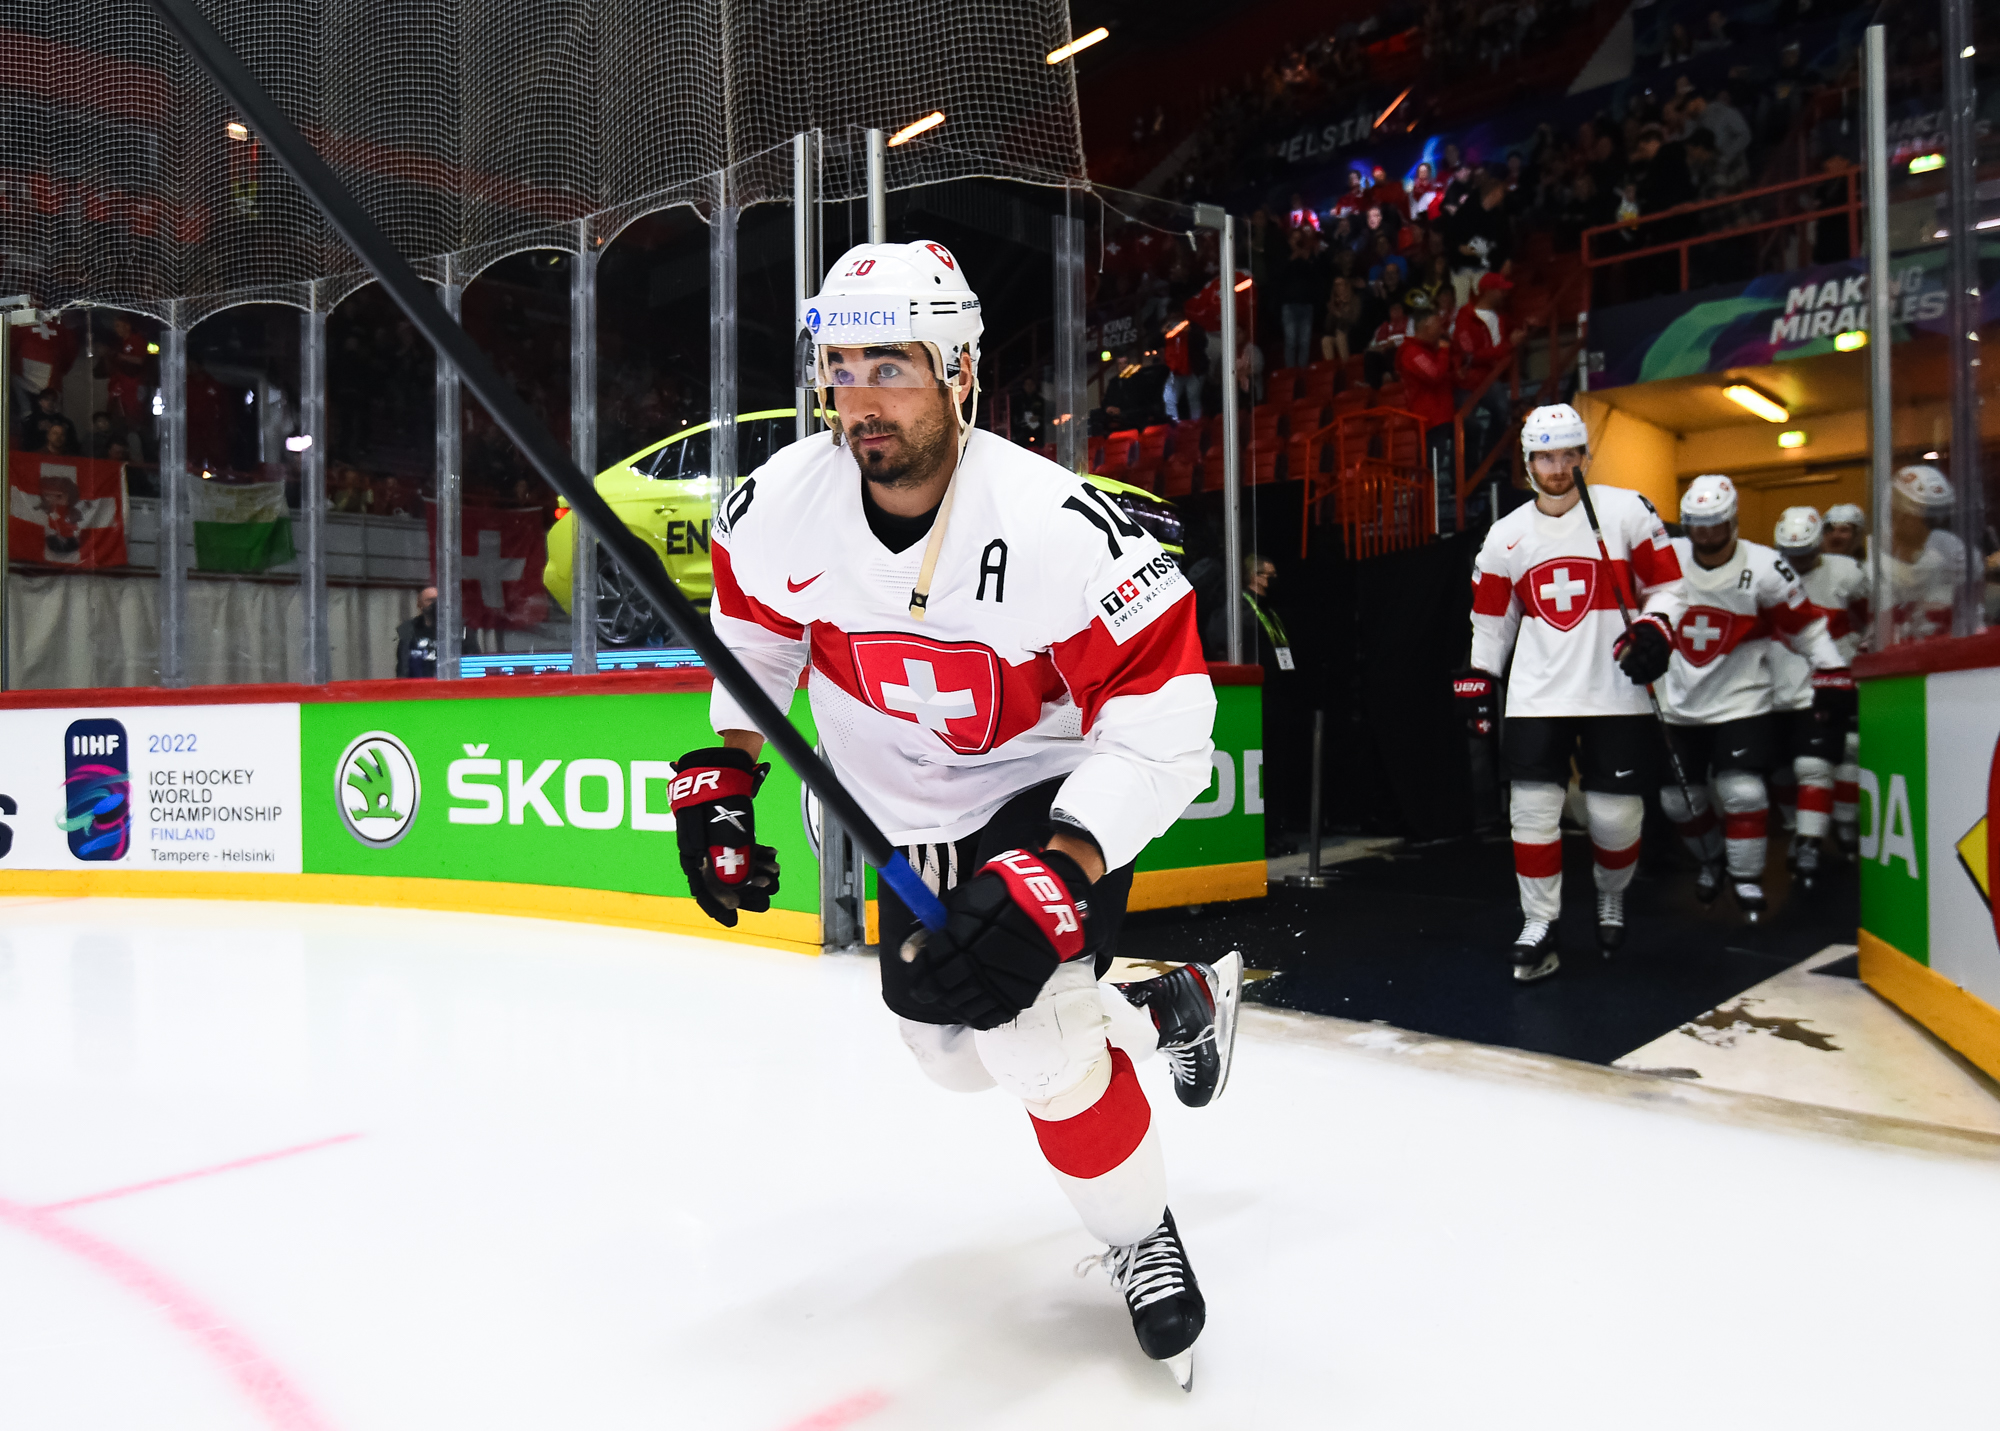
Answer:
1511;920;1559;982
1595;889;1624;954
1694;862;1723;904
1792;836;1822;889
1836;825;1859;863
1731;880;1766;923
1077;1207;1204;1389
1119;952;1242;1108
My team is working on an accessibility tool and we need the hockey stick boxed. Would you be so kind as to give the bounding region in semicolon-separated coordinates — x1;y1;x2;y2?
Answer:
1570;467;1700;823
146;0;949;932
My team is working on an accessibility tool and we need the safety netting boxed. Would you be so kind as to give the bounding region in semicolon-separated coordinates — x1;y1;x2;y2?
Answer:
2;0;1087;321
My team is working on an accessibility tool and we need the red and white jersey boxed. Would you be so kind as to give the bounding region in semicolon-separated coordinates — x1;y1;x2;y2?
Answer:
1768;552;1868;710
1470;485;1686;718
708;428;1216;871
1660;537;1843;725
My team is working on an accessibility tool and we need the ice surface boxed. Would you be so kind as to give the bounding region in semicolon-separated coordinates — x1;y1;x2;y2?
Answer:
0;897;1995;1430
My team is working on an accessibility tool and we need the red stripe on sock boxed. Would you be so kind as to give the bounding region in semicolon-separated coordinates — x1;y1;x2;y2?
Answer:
1513;840;1563;878
1724;810;1767;840
1833;781;1858;803
1797;786;1833;814
1593;840;1641;871
1029;1048;1152;1180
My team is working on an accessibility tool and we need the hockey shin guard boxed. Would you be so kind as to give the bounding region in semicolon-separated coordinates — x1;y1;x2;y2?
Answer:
1584;791;1643;893
1029;1048;1166;1246
1509;781;1566;923
1659;782;1723;864
1714;770;1769;880
1834;730;1861;841
1794;755;1835;840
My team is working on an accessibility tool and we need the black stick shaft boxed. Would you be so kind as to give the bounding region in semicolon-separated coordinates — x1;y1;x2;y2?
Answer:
1571;470;1699;814
145;0;945;926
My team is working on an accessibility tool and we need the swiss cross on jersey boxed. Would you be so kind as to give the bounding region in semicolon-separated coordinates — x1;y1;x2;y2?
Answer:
1523;557;1599;632
1676;606;1758;667
851;634;1003;754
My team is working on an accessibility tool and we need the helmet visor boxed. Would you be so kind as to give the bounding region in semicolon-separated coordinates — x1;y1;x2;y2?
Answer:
818;344;938;390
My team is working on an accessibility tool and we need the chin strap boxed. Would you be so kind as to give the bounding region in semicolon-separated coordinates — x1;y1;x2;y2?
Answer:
909;471;958;620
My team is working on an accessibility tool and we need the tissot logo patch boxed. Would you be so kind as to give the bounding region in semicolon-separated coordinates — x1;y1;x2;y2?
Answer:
1091;553;1189;645
850;635;1003;754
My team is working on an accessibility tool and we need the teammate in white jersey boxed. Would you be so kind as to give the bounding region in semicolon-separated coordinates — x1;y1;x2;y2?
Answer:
1657;478;1850;919
1767;506;1869;877
1461;403;1686;982
666;240;1233;1389
1883;464;1968;643
1823;502;1867;560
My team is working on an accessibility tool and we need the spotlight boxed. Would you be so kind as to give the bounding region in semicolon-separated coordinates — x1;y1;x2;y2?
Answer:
1909;153;1944;174
226;121;249;142
888;112;945;146
1047;27;1109;64
1833;330;1867;351
285;434;313;452
1723;383;1789;423
1778;430;1809;449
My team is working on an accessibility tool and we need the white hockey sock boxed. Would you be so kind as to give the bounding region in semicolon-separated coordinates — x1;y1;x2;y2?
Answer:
1795;755;1834;840
1834;731;1860;835
1510;781;1566;923
1032;1050;1166;1245
1715;769;1769;880
1659;782;1722;863
1584;791;1643;893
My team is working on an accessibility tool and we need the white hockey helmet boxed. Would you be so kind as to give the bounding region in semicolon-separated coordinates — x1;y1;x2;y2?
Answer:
1772;505;1824;554
1681;474;1738;528
1519;403;1589;494
1891;462;1953;513
803;240;984;452
1823;502;1867;531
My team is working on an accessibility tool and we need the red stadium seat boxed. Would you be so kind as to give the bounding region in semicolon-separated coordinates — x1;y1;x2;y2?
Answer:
1101;429;1140;469
1285;434;1332;482
1341;354;1368;387
1303;361;1340;403
1249;449;1280;486
1288;399;1330;441
1267;367;1305;403
1375;382;1407;411
1333;388;1370;417
1162;452;1198;497
1139;424;1174;465
1251;404;1286;450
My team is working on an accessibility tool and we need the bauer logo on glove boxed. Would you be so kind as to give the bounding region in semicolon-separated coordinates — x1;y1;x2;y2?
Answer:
900;846;1093;1030
669;746;781;927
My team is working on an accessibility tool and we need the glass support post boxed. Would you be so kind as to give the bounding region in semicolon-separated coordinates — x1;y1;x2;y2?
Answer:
711;178;739;504
866;129;887;243
1051;207;1085;473
158;319;189;688
1941;0;1984;636
571;222;599;673
1198;202;1244;665
0;313;9;691
300;285;330;683
1864;25;1895;649
434;267;464;679
794;131;821;443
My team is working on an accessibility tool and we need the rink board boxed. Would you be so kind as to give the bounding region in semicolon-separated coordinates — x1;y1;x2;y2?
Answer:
1855;633;2000;1081
0;667;1262;951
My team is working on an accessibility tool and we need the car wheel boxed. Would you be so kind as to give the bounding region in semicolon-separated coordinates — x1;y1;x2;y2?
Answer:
593;559;675;648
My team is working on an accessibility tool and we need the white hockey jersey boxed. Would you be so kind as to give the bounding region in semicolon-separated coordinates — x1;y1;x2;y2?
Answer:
1768;552;1868;710
1470;484;1687;718
1660;537;1843;725
1886;529;1966;644
707;427;1217;871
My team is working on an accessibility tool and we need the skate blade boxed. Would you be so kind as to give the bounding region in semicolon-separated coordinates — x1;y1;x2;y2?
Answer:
1163;1347;1194;1391
1512;954;1559;983
1208;951;1244;1104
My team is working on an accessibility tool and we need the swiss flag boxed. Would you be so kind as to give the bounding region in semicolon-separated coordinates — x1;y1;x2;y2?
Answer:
851;634;1002;754
7;453;128;568
1676;606;1754;667
426;501;549;630
1523;557;1598;632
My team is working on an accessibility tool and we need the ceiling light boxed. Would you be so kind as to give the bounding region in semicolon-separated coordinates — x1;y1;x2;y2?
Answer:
1163;320;1188;339
146;341;161;354
1099;349;1111;361
1924;450;1941;459
1833;329;1867;351
1723;383;1789;423
225;121;249;142
285;434;313;452
1047;27;1109;64
888;111;945;146
1374;88;1411;130
1234;277;1253;292
1778;429;1809;449
1909;152;1945;174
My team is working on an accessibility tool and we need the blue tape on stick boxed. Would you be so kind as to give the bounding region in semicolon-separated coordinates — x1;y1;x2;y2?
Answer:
878;851;949;932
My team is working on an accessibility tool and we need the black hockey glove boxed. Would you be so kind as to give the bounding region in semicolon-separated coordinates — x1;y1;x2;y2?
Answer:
668;746;780;927
900;848;1092;1030
1452;667;1500;736
1612;615;1674;685
1811;667;1858;723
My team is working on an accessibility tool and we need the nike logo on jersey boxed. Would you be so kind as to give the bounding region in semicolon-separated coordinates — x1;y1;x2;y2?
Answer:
1730;748;1749;758
1614;769;1634;778
787;572;824;592
1506;539;1521;551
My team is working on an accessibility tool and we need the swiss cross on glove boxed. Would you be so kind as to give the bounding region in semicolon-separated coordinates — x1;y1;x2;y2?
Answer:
669;746;781;927
900;847;1092;1030
1452;667;1499;736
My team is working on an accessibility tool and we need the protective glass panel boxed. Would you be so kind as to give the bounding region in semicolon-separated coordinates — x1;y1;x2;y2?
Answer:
6;308;156;691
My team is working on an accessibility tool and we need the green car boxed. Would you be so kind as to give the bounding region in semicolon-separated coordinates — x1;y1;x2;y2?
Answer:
545;409;1186;648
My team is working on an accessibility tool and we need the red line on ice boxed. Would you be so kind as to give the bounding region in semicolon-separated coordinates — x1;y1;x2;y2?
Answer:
0;1194;334;1431
37;1133;363;1213
776;1389;890;1430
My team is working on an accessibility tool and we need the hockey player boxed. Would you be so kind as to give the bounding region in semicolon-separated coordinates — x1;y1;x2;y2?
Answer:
1657;477;1852;919
1884;463;1966;643
1767;506;1869;875
1822;501;1867;560
1461;402;1686;982
667;240;1236;1390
